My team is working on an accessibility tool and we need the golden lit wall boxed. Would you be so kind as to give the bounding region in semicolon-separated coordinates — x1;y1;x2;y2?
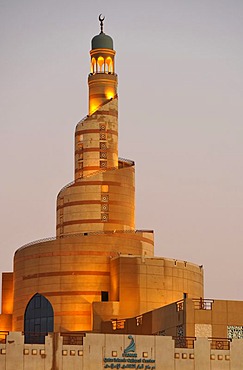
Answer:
57;98;135;236
13;231;154;332
1;273;13;315
12;232;204;333
56;165;135;236
0;24;205;335
0;273;13;331
75;98;118;179
93;255;204;324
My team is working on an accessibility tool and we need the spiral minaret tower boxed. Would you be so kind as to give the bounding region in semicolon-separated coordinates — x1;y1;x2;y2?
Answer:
0;17;203;335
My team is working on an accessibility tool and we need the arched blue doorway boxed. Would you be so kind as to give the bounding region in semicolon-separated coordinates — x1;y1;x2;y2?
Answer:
24;293;54;344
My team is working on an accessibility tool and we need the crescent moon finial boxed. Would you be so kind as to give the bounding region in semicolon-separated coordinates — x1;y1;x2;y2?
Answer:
98;14;105;33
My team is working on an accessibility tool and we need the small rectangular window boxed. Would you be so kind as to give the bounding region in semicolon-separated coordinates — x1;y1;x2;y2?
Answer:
101;213;109;222
100;142;107;150
100;161;107;168
101;291;109;302
101;185;109;193
101;194;109;202
100;133;106;140
99;123;106;131
100;152;107;159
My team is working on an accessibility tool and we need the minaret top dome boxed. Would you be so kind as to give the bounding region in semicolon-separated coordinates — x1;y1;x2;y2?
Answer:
91;33;113;50
91;14;113;50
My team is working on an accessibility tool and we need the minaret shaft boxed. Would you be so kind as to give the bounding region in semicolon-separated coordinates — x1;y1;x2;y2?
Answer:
56;25;134;237
88;48;117;115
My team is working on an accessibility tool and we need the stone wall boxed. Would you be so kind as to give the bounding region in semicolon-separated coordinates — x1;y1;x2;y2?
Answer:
0;332;243;370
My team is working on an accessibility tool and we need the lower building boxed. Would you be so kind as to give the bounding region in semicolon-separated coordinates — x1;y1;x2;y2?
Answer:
102;297;243;340
0;331;243;370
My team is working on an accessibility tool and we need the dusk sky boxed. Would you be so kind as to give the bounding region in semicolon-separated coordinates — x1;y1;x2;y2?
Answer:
0;0;243;301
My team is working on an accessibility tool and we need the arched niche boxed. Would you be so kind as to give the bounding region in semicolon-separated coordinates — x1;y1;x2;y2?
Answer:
105;56;113;73
24;293;54;344
97;56;105;72
91;57;96;73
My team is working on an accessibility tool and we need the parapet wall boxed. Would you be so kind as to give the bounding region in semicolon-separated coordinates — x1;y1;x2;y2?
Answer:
0;332;242;370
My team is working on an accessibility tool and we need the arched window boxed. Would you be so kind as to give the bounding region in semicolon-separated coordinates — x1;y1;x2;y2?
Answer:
91;57;96;73
97;56;104;72
105;57;113;73
24;293;54;344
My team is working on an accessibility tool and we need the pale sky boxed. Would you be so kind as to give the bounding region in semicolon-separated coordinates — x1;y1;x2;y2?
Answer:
0;0;243;301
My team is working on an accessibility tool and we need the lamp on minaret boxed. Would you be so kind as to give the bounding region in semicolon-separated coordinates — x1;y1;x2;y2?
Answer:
88;14;117;115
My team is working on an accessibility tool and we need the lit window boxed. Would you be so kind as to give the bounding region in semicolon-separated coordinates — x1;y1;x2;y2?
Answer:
106;57;113;73
97;56;104;72
111;319;125;330
136;315;143;326
101;185;109;193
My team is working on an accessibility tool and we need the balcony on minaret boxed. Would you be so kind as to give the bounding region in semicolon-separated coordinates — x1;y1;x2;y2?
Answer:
91;55;114;74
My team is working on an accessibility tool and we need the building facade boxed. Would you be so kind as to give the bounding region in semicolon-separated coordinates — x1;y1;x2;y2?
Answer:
1;331;243;370
102;297;243;340
0;17;203;337
4;14;243;370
